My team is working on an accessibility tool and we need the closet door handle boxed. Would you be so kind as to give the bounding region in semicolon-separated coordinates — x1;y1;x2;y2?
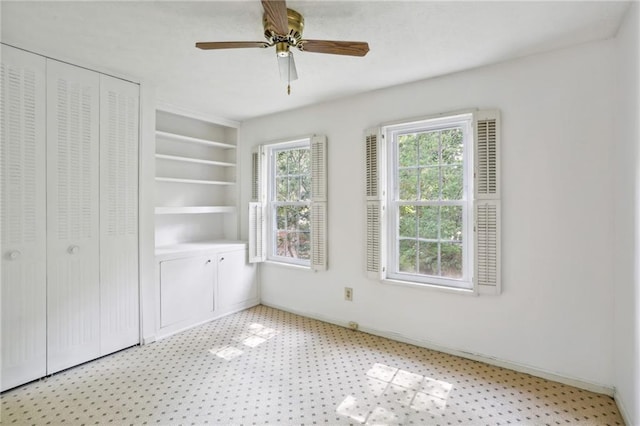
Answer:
8;250;21;260
68;245;79;255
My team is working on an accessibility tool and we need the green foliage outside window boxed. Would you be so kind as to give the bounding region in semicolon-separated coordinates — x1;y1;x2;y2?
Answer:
273;147;311;260
396;127;464;278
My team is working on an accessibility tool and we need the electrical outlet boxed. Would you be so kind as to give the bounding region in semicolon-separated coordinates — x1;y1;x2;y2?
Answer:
344;287;353;301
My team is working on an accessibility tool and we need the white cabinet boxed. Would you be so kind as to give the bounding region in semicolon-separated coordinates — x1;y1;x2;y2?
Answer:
217;249;259;316
160;255;215;328
156;243;257;338
1;45;140;390
154;110;238;246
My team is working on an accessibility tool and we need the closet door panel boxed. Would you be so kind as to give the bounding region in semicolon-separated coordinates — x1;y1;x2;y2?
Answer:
46;59;100;374
99;74;140;355
0;45;47;391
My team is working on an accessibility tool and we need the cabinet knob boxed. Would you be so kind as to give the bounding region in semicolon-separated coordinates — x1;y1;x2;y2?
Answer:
206;259;212;264
68;245;79;255
8;250;21;260
219;257;225;262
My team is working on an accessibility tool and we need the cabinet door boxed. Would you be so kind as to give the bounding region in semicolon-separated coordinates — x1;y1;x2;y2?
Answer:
46;59;100;374
160;256;215;328
99;74;140;356
217;249;257;313
0;45;47;391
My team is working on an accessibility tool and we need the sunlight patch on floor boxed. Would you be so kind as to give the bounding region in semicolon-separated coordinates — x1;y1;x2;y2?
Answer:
337;362;454;424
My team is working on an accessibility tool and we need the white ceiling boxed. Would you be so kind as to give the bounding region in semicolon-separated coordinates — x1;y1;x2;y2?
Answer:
1;1;631;122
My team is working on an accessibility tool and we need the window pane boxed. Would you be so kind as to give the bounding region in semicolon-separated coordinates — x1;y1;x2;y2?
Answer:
417;206;438;239
398;134;418;168
276;206;287;229
298;206;310;232
419;167;439;200
418;131;439;166
418;242;439;275
299;149;310;174
300;175;311;201
441;128;463;164
287;149;299;174
440;206;463;241
298;231;310;259
276;151;288;174
440;243;462;278
399;206;416;238
398;239;417;274
276;177;288;201
441;165;463;200
286;178;300;202
399;169;418;200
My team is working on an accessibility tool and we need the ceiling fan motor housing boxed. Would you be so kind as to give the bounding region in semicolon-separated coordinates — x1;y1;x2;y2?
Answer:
263;8;304;50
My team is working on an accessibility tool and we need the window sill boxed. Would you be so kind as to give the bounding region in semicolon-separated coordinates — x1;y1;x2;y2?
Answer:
263;260;311;271
381;278;476;296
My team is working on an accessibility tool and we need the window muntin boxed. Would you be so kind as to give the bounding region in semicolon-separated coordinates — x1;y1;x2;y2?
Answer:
267;140;311;266
387;115;473;289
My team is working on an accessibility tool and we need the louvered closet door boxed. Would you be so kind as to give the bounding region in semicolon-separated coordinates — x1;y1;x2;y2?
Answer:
99;75;140;355
46;59;101;374
0;45;47;391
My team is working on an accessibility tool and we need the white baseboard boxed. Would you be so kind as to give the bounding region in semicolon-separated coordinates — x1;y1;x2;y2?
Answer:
262;302;615;397
614;389;632;426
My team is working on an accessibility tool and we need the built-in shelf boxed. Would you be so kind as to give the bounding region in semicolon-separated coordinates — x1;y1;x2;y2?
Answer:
156;177;235;185
155;154;235;167
156;130;235;149
155;206;237;215
155;109;239;246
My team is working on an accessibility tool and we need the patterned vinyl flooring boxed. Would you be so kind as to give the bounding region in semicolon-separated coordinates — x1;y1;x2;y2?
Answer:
0;305;624;425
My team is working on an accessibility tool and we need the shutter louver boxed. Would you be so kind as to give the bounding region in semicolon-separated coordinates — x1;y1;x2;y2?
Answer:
476;201;500;291
366;201;384;279
248;201;265;263
311;202;327;270
310;135;327;270
251;149;260;201
248;146;265;263
365;129;382;200
475;110;500;199
311;136;327;202
365;128;385;279
474;110;501;294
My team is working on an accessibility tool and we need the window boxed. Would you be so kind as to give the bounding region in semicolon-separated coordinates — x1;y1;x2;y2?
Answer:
249;136;327;270
268;140;311;265
387;115;473;288
366;110;501;293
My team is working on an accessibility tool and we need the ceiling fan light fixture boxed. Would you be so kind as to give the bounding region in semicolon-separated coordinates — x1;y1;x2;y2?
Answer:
276;41;290;57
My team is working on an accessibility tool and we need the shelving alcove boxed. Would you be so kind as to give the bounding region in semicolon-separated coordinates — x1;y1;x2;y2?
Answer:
154;109;257;339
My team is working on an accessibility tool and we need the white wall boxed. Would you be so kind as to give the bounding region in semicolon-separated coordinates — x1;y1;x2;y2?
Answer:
613;2;639;424
239;39;617;389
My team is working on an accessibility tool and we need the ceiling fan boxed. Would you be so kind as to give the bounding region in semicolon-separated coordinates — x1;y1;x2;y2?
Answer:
196;0;370;94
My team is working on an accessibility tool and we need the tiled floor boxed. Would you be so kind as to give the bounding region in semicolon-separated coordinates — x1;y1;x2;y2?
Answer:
1;305;623;425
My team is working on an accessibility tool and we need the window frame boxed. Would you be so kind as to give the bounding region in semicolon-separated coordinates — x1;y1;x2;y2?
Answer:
384;114;475;290
265;138;312;267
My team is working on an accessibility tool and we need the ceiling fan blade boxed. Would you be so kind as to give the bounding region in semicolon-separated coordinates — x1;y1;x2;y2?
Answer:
298;40;370;57
277;52;298;82
196;41;269;50
261;0;289;36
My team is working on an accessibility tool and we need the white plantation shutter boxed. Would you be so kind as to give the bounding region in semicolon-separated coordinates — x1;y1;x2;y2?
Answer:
251;147;261;202
248;201;265;263
365;128;386;279
474;110;501;294
310;136;327;270
248;146;265;263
